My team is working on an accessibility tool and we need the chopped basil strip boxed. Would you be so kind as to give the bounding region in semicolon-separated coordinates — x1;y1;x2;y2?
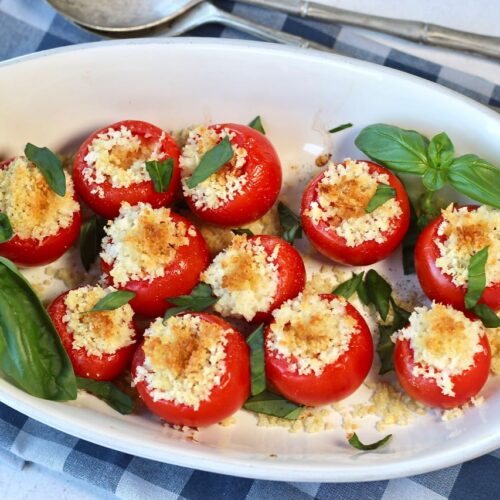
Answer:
333;272;365;299
76;377;133;415
246;324;266;396
90;291;135;312
248;115;266;134
365;184;396;213
328;122;353;134
471;304;500;328
0;213;14;243
364;270;392;321
356;279;369;305
24;143;66;197
145;158;174;193
79;216;106;271
185;136;234;188
278;202;302;245
348;432;392;451
232;228;254;237
163;283;219;322
244;391;304;420
465;247;489;309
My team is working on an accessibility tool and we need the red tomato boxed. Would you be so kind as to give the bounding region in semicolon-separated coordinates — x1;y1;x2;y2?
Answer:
101;211;210;317
394;334;491;409
73;120;181;219
0;159;82;267
48;290;139;381
184;123;282;226
301;160;410;266
132;313;250;427
415;204;500;311
265;294;373;406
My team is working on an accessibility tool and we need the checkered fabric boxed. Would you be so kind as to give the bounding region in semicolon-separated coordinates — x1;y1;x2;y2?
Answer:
0;1;499;498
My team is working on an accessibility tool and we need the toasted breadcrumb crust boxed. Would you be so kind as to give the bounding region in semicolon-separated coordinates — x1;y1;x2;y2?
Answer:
487;326;500;375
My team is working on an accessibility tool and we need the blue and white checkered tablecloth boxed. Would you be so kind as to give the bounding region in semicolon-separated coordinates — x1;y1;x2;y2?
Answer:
0;1;499;498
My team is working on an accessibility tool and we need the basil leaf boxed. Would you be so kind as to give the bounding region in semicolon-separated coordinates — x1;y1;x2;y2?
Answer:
0;213;14;243
0;261;77;401
416;191;442;229
365;184;396;213
163;283;219;321
80;216;106;271
232;228;254;237
333;272;364;299
427;132;454;170
448;155;500;209
24;143;66;197
90;291;135;312
278;202;302;245
248;116;266;134
364;270;392;320
422;167;448;191
247;324;266;396
329;123;352;134
356;280;370;306
76;377;133;415
471;304;500;328
355;124;429;175
185;136;234;188
348;432;392;451
244;391;304;420
145;158;174;193
464;247;489;309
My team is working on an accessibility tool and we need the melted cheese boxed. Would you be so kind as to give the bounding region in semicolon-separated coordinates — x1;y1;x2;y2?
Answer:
100;202;192;286
305;159;402;247
267;293;359;376
180;126;248;210
133;314;230;410
201;234;279;321
435;204;499;287
62;285;135;357
0;156;79;241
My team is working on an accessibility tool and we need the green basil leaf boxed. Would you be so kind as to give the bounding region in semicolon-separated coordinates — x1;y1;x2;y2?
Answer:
328;123;353;134
145;158;174;193
391;298;411;327
24;143;66;197
427;132;454;170
377;325;396;375
185;136;234;188
448;155;500;209
416;191;442;229
464;247;489;309
0;257;21;276
79;216;106;271
248;115;266;134
163;283;219;321
364;270;392;320
244;391;304;420
0;262;77;400
422;167;448;191
90;291;135;312
232;228;254;237
356;280;369;305
0;213;14;243
355;124;429;175
278;202;302;245
471;304;500;328
247;324;266;396
76;377;133;415
333;272;365;299
348;432;392;451
365;184;396;213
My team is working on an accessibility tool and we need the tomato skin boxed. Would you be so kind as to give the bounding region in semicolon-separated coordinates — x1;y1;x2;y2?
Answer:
265;294;373;406
73;120;181;219
184;123;282;227
301;160;410;266
394;334;491;409
0;159;82;267
47;291;138;381
132;313;250;427
415;205;500;311
101;211;210;317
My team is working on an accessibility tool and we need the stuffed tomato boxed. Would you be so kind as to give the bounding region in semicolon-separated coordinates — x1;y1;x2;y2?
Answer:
301;159;410;266
132;312;250;427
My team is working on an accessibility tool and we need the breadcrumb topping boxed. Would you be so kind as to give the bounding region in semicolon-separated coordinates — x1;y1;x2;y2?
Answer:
180;126;248;210
305;159;402;247
435;205;499;287
486;326;500;375
133;315;230;410
63;285;135;357
202;234;279;321
0;156;79;240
